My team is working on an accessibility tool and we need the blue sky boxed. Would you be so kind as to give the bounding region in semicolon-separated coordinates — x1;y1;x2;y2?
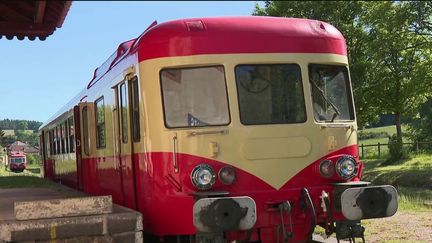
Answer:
0;1;257;122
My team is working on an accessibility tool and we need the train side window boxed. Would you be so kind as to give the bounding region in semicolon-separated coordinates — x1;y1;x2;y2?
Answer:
95;97;106;148
52;129;55;155
59;125;63;154
130;76;140;142
64;120;69;154
52;128;57;154
54;127;57;154
49;130;53;155
51;130;55;155
56;126;61;154
119;83;128;143
61;123;66;154
82;106;89;155
68;117;75;153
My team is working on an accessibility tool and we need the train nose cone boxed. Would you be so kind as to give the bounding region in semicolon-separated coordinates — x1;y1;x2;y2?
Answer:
201;198;248;231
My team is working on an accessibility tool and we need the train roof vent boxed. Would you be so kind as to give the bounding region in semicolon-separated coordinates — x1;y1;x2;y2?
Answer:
130;20;158;53
185;20;206;32
87;39;135;89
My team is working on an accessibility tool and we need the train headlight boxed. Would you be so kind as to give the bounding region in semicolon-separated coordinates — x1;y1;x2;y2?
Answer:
191;164;216;190
218;166;236;185
336;156;358;180
319;160;335;178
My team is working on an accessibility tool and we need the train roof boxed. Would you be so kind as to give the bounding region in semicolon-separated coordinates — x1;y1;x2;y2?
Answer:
134;16;347;62
87;16;346;89
40;16;347;130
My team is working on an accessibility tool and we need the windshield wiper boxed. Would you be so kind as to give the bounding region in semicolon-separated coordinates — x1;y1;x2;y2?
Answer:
309;79;341;122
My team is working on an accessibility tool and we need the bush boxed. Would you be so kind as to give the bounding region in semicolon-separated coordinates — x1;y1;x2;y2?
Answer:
387;134;404;162
26;154;41;165
358;131;389;140
408;98;432;152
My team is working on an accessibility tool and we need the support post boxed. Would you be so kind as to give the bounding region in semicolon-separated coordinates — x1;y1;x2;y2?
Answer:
378;142;381;158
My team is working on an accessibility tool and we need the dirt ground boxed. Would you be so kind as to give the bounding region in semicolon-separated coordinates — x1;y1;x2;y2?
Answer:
363;211;432;243
314;211;432;243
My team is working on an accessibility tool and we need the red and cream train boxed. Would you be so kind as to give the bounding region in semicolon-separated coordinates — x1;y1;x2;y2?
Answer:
39;17;397;242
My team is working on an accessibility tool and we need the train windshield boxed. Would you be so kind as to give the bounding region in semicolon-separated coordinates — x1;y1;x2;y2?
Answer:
309;64;354;122
235;64;306;125
11;158;24;163
161;66;230;128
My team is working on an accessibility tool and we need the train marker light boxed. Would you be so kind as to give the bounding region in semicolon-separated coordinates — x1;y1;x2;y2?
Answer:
336;156;359;180
191;164;216;190
218;166;236;185
319;160;335;178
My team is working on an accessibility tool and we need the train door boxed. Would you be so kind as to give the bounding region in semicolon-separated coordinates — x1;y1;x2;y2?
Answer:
114;76;137;209
73;105;83;191
77;101;98;195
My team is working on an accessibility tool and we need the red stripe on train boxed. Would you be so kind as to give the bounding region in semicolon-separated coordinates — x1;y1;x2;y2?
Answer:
45;144;360;241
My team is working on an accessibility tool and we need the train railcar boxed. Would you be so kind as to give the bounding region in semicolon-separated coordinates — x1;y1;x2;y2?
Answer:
8;151;26;172
39;17;398;243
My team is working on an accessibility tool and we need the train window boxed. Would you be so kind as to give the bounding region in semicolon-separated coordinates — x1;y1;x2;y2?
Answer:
55;126;61;154
235;64;306;125
51;130;55;155
49;130;53;155
64;120;69;154
68;117;75;153
130;76;140;142
51;129;55;155
160;66;230;128
59;125;62;154
95;97;106;148
309;64;354;122
61;123;66;154
82;106;89;155
56;126;61;154
54;127;60;154
59;125;63;154
119;83;128;143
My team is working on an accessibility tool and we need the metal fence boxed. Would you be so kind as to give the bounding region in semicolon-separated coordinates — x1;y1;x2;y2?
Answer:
359;141;432;159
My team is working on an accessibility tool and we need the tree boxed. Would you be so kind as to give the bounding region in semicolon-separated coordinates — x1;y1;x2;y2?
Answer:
254;1;432;139
17;120;28;131
253;1;377;127
408;97;432;151
2;135;15;147
0;129;4;147
363;1;432;140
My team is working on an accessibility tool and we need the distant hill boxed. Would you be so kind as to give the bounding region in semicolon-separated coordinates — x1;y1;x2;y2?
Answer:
0;120;42;147
0;119;42;132
2;130;34;136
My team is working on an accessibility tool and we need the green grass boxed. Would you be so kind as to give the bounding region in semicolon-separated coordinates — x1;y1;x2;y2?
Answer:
358;125;411;159
0;164;55;188
362;154;432;211
397;187;432;212
359;125;410;144
361;125;399;135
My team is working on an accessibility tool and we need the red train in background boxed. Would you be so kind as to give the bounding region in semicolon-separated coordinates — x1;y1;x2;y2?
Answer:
8;151;26;172
39;17;398;242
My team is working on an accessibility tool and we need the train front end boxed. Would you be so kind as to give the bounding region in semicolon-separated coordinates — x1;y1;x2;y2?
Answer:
137;17;398;242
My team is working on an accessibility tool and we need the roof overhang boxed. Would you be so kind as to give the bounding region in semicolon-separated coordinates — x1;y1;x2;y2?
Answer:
0;1;72;41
